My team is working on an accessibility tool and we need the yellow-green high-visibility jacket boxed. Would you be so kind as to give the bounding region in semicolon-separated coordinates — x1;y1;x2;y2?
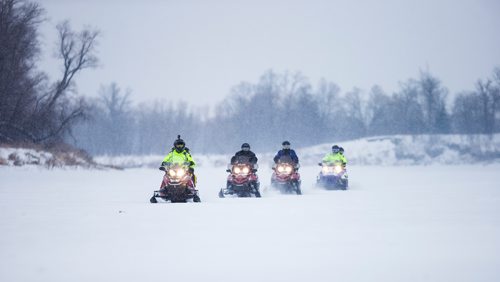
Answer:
322;152;347;165
162;149;196;169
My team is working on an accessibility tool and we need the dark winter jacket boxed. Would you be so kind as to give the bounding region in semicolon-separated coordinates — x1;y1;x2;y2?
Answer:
273;149;299;164
231;150;258;165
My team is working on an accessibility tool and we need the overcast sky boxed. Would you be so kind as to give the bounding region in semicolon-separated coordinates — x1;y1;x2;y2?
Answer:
38;0;500;107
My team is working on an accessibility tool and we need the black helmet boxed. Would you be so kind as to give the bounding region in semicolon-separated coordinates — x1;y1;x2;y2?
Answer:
241;143;250;151
339;147;344;154
174;135;185;152
282;140;291;149
332;145;340;153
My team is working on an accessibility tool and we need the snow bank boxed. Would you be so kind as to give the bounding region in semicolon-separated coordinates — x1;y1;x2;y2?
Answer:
0;147;94;168
95;134;500;168
314;134;500;166
93;153;230;169
2;134;499;168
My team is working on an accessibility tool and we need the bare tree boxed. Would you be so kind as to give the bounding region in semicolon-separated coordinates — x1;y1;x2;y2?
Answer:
0;0;99;145
99;83;130;117
316;78;340;119
417;71;450;133
452;91;482;134
341;88;367;139
0;0;45;142
450;67;500;134
490;67;500;132
30;20;99;143
393;80;425;134
475;80;495;134
366;85;396;135
95;83;132;154
50;21;98;108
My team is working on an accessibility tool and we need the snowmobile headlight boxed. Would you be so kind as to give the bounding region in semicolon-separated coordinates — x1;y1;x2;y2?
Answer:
242;167;250;174
168;169;176;177
176;168;186;177
277;165;285;173
333;165;343;174
285;166;292;173
322;166;330;173
234;167;241;174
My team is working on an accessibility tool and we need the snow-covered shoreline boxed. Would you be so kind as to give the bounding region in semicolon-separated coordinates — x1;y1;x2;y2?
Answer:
93;134;500;168
2;134;499;169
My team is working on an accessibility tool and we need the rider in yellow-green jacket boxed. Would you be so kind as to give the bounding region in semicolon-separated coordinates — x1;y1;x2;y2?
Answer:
162;143;196;170
322;145;347;165
161;135;196;184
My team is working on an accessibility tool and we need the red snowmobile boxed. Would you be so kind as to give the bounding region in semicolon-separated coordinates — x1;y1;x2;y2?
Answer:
150;162;201;203
219;157;261;198
271;160;302;195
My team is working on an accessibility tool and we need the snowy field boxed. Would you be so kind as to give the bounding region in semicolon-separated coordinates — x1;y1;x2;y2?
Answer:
1;164;500;282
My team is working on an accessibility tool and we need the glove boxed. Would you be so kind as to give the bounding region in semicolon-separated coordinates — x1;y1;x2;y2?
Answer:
188;167;194;174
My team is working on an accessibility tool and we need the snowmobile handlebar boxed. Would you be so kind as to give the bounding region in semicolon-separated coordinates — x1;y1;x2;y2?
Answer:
159;162;191;171
319;162;346;167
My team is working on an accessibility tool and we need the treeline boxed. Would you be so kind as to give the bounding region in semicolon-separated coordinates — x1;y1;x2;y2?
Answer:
69;68;500;155
2;1;499;156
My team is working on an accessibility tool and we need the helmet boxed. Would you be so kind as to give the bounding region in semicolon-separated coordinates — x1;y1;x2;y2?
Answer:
282;140;291;149
332;145;340;153
174;135;185;152
339;147;344;154
241;143;250;151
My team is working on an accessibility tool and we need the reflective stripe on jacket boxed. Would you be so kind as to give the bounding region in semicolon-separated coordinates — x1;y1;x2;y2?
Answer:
162;149;196;169
322;153;347;164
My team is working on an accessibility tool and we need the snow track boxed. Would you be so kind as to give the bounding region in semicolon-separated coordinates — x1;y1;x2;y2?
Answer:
1;165;499;282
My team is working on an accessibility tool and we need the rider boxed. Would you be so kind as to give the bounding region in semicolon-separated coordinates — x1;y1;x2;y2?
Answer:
161;135;197;186
273;140;299;164
227;143;259;192
322;145;347;166
230;143;258;166
271;141;301;191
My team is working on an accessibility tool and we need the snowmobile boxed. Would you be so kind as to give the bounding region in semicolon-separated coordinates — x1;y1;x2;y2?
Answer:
219;158;261;198
316;161;348;190
150;162;201;203
271;160;302;195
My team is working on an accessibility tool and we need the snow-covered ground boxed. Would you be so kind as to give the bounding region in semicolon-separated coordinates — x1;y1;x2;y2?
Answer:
1;164;499;282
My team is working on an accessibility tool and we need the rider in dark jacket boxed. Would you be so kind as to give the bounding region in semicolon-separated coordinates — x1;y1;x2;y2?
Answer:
231;143;258;165
273;141;299;164
226;143;260;195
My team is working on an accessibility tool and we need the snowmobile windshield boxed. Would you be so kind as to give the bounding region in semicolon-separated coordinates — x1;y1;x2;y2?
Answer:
234;155;252;164
277;155;294;164
162;161;190;168
322;161;344;166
